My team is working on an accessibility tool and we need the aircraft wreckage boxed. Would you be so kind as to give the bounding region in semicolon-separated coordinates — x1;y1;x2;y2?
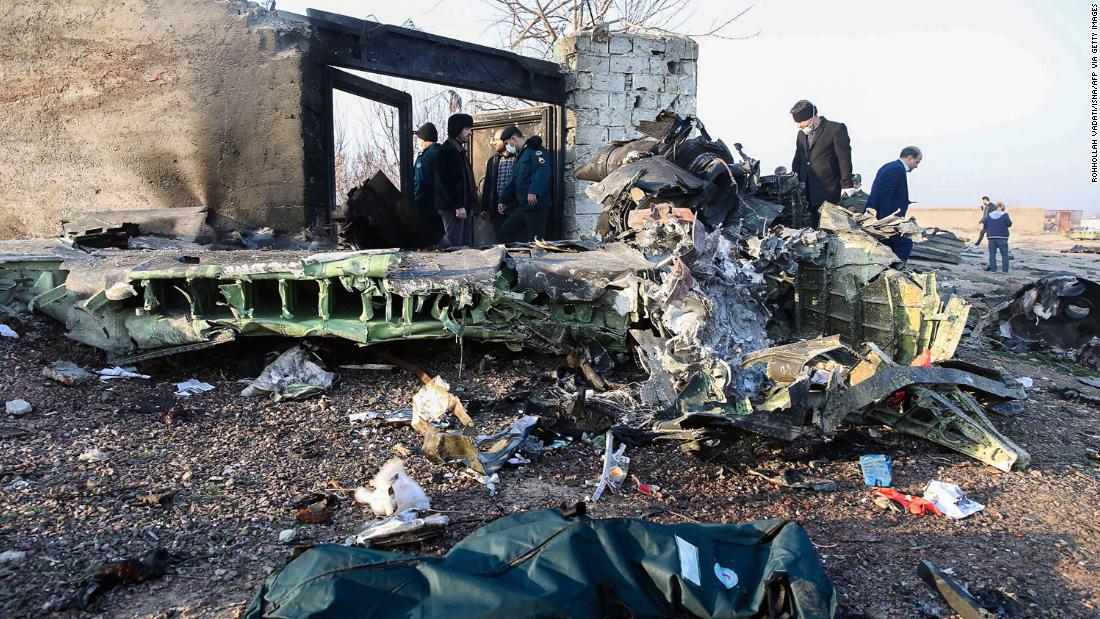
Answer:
0;113;1027;472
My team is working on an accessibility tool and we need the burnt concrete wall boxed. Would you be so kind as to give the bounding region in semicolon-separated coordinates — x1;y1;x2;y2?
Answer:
910;207;1046;240
0;0;321;240
555;31;698;238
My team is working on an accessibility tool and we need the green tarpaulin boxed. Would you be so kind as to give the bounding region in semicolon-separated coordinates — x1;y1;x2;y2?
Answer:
245;507;838;618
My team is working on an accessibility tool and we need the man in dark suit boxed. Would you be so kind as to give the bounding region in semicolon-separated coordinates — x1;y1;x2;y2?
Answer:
435;113;478;247
790;99;854;227
866;146;923;263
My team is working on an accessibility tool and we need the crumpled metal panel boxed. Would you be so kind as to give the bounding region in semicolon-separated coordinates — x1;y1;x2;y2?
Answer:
982;273;1100;350
910;228;966;264
574;138;658;182
795;206;970;364
864;384;1030;472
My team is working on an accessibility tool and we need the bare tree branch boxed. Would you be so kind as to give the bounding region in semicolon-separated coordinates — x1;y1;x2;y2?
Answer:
485;0;755;58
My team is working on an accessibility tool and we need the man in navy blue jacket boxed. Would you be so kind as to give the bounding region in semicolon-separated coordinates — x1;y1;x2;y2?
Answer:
866;146;923;263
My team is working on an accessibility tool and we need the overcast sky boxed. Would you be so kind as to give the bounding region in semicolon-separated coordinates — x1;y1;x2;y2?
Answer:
279;0;1099;215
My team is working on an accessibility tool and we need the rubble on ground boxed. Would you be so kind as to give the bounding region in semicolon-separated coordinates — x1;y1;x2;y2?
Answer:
0;112;1025;474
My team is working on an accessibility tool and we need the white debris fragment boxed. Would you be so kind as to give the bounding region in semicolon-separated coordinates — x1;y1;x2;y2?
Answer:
338;363;397;371
78;448;110;463
0;324;18;338
411;376;453;425
97;367;151;381
1015;376;1034;389
5;399;32;416
174;379;215;397
0;549;27;565
42;361;94;385
923;480;985;520
592;433;630;501
278;529;297;544
353;509;449;546
7;477;30;490
240;346;333;401
354;459;430;517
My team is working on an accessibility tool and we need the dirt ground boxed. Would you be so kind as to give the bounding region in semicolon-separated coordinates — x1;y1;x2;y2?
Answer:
2;234;1100;618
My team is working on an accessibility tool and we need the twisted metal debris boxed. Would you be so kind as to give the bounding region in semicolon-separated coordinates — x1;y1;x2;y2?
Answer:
0;113;1028;471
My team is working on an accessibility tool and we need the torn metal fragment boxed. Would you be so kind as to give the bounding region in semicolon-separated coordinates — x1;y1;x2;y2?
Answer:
910;228;966;264
979;274;1100;367
795;205;971;363
918;560;994;619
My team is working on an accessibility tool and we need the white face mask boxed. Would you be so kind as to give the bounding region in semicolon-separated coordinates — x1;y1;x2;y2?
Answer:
505;143;517;155
800;124;814;136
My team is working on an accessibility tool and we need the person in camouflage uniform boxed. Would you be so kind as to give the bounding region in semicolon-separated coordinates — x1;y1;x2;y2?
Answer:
839;173;870;213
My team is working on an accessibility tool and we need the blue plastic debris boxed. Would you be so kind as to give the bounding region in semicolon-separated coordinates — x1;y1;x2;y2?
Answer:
860;454;893;487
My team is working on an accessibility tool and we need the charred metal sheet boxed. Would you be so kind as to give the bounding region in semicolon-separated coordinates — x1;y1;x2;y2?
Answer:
742;335;849;383
587;158;707;205
1063;244;1100;254
823;364;1026;432
755;174;809;229
342;171;443;249
981;273;1100;352
64;223;139;249
918;560;992;619
584;113;772;236
509;243;652;303
910;228;966;264
864;385;1030;472
574;138;658;183
63;207;210;245
819;203;921;242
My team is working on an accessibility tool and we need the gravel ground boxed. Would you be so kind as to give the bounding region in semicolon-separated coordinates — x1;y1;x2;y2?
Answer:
1;238;1099;618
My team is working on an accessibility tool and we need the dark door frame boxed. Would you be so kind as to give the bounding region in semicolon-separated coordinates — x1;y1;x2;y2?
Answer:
322;67;414;210
283;10;568;237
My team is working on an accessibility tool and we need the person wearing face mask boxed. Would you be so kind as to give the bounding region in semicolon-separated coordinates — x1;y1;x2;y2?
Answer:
789;99;854;227
498;127;552;242
434;113;478;247
479;126;519;242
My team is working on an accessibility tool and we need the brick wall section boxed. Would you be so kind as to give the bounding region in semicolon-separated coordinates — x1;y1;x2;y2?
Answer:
555;31;699;238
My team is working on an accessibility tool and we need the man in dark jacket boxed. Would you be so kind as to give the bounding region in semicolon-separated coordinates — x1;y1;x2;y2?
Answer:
435;113;477;247
498;128;552;242
479;127;518;242
982;202;1012;272
867;146;923;263
790;99;854;227
412;123;442;225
